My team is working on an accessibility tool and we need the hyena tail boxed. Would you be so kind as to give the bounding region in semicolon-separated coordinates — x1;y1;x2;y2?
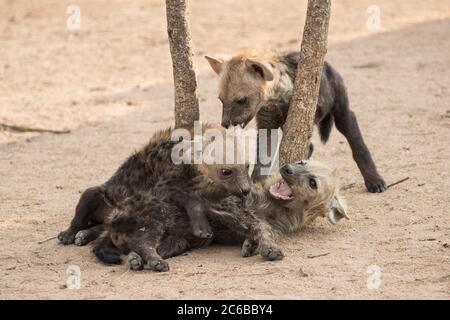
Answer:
319;112;334;143
91;231;122;265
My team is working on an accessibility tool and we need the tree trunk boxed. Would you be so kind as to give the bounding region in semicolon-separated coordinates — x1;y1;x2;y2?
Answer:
165;0;199;128
279;0;331;164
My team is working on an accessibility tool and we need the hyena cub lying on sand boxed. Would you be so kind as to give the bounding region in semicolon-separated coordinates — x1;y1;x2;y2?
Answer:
58;123;253;246
94;159;347;272
205;50;386;193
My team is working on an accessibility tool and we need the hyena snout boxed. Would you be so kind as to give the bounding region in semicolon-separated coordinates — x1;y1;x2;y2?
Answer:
221;116;231;129
281;164;294;176
235;177;252;197
241;185;251;196
221;105;254;129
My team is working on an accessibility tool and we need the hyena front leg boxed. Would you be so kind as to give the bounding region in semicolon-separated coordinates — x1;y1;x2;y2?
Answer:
252;220;284;261
215;208;283;261
127;251;144;271
170;191;212;239
74;223;105;246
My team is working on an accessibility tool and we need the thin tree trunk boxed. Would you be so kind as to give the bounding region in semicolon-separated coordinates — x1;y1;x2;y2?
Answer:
279;0;331;164
166;0;199;128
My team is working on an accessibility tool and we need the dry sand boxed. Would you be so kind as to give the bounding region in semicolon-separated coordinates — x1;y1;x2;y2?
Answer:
0;0;449;299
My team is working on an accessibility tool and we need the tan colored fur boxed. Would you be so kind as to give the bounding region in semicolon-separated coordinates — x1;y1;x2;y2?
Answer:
247;160;348;237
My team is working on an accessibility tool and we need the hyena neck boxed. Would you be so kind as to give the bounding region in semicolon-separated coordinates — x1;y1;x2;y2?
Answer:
251;176;305;235
257;62;294;125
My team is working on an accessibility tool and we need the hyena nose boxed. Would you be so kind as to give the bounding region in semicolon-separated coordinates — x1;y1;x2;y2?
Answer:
221;120;230;129
281;164;294;175
241;187;251;196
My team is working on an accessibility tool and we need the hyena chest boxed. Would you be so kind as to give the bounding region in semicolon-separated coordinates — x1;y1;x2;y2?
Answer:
266;213;304;235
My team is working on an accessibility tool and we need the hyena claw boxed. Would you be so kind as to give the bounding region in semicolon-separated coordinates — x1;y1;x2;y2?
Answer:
127;252;144;271
74;230;89;246
241;239;257;257
260;244;284;261
58;230;76;245
148;259;170;272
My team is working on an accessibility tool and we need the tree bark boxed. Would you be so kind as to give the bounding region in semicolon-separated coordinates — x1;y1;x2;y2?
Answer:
166;0;199;128
279;0;331;164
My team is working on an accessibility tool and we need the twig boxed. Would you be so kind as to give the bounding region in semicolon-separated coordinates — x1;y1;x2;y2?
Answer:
0;123;70;134
387;177;410;189
37;236;57;244
341;183;355;191
307;252;330;259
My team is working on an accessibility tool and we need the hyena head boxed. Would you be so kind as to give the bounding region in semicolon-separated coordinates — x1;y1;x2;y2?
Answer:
180;123;252;198
205;52;277;128
268;160;349;225
198;162;252;198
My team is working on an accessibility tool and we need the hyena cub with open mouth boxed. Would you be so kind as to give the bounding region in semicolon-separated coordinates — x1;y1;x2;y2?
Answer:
212;159;348;257
57;123;251;247
92;169;283;272
97;159;347;272
205;50;386;193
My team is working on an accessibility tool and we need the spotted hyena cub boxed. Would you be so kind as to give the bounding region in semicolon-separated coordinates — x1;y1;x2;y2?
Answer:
57;123;251;247
92;169;282;272
205;50;386;193
241;159;348;255
93;159;346;272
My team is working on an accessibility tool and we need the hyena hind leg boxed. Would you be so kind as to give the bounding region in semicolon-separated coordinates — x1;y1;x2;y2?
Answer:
241;239;258;257
58;186;107;245
130;226;170;272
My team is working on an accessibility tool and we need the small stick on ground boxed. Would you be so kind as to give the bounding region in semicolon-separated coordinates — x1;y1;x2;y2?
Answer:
307;252;330;259
0;123;71;134
342;183;356;191
38;236;57;244
387;177;410;189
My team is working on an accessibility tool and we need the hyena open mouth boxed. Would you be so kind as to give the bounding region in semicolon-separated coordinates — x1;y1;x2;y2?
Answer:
269;179;293;200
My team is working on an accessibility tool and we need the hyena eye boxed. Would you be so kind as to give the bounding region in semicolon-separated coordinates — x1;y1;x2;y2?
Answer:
309;178;317;189
235;97;248;105
221;169;233;177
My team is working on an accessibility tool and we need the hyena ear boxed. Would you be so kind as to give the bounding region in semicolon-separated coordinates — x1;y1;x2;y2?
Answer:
327;195;349;224
205;55;225;75
245;59;274;81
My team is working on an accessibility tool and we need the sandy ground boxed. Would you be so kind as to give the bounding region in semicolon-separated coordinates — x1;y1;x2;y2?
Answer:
0;0;449;299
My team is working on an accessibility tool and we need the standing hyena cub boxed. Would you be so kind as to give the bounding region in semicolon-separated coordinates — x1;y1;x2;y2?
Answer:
58;123;251;247
205;50;386;193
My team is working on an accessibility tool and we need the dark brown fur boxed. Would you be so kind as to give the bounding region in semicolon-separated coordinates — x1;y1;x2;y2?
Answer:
58;124;251;246
92;172;283;271
93;160;345;272
206;50;386;193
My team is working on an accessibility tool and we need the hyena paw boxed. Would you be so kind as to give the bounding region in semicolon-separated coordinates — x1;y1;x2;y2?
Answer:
127;252;144;271
241;239;257;257
260;245;284;261
365;176;387;193
74;230;90;246
148;259;170;272
57;229;76;245
191;221;214;239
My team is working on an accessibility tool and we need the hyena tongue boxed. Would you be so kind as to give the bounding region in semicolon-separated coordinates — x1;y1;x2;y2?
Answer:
269;180;293;200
